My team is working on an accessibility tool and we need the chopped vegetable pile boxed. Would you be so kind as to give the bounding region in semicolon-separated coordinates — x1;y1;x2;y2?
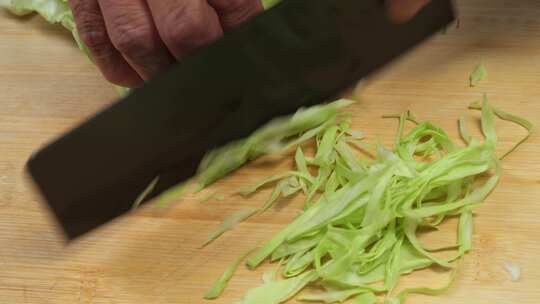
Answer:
202;96;532;304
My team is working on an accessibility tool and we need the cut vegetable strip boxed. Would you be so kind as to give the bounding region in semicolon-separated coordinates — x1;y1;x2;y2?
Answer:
199;192;225;203
204;249;254;299
242;270;317;304
201;208;258;248
458;116;473;145
469;97;535;159
352;292;378;304
469;64;487;87
131;176;159;210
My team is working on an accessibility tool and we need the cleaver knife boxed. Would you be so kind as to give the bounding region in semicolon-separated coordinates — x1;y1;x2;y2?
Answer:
26;0;455;239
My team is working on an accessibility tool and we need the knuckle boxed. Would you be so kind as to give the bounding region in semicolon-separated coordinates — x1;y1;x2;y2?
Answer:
69;0;142;88
70;0;114;60
160;3;210;49
109;16;159;59
76;17;113;59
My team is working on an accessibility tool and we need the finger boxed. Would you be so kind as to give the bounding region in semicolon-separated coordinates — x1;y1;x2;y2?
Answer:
386;0;430;23
69;0;142;87
146;0;224;60
208;0;263;30
97;0;175;80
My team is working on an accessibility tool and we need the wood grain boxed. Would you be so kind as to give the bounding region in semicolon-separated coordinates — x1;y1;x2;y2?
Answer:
1;1;539;303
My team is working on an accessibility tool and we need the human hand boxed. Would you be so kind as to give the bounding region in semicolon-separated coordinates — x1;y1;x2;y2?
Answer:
386;0;431;23
69;0;263;87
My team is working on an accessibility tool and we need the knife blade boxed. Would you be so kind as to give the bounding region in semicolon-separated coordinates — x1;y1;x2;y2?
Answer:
27;0;455;239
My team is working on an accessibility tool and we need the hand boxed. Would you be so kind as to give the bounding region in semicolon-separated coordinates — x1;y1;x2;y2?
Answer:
386;0;431;23
69;0;263;87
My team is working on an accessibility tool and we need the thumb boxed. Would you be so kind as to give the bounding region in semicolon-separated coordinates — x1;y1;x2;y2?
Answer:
386;0;431;23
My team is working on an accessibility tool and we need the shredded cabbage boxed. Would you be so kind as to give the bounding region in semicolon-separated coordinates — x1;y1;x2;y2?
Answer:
204;249;254;300
199;192;225;204
196;99;354;191
469;95;534;159
131;176;160;210
203;97;531;304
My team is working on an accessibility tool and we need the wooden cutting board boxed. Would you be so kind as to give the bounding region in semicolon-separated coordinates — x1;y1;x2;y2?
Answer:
1;0;539;303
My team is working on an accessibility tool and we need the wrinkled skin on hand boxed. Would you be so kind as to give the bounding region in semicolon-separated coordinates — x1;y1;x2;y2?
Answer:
69;0;429;88
69;0;263;87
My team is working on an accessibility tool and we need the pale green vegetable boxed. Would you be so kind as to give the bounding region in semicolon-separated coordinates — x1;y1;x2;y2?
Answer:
384;298;400;304
1;0;72;27
382;111;419;125
469;64;487;87
131;176;160;210
0;0;87;53
196;99;354;191
209;98;530;304
480;95;497;144
458;116;473;144
242;270;317;304
214;194;226;201
457;210;473;254
262;0;283;9
155;180;191;209
239;172;298;196
263;258;285;283
262;268;277;284
469;96;535;159
298;288;366;303
160;99;353;209
394;266;458;303
204;249;254;299
199;192;225;204
352;292;378;304
201;208;258;248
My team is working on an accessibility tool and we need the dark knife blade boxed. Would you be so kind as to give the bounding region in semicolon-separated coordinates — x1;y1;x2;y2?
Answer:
27;0;454;239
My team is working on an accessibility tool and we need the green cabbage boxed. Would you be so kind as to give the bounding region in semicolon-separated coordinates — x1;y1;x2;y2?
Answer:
0;0;86;52
469;64;487;87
